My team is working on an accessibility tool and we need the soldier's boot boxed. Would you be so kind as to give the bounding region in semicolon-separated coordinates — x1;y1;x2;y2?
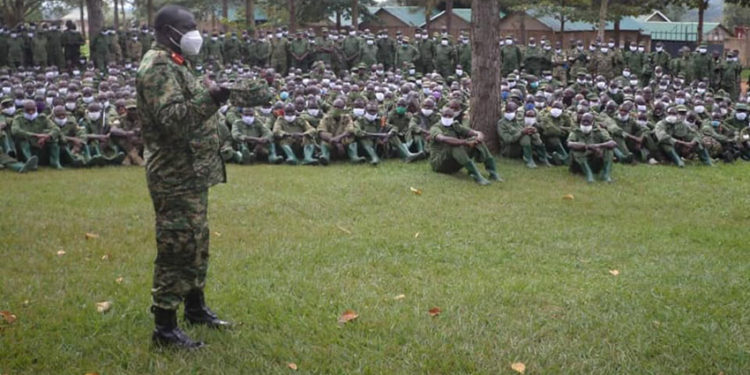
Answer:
63;147;84;168
347;143;366;164
183;290;232;329
280;144;299;165
267;143;283;164
7;155;37;173
579;160;595;183
698;148;713;166
233;150;245;164
554;144;570;165
362;144;380;165
613;148;628;163
522;145;537;168
464;160;490;186
535;145;553;167
301;144;319;165
81;144;93;166
484;157;503;182
318;144;330;166
151;306;204;349
1;136;15;157
415;138;426;154
599;159;613;183
668;149;685;168
721;149;735;163
106;146;126;165
397;142;422;163
128;148;145;166
49;143;63;169
89;144;107;166
19;141;33;162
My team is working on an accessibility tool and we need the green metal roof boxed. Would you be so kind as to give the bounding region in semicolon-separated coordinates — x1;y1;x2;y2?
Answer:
640;22;722;41
419;8;506;27
379;6;438;27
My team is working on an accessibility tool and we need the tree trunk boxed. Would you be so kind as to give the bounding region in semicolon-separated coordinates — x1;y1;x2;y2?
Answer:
86;0;103;38
697;0;705;44
446;0;453;36
246;0;255;32
425;10;431;33
113;0;119;31
470;0;501;153
352;0;359;30
520;10;526;44
222;0;228;32
80;0;86;40
558;0;565;44
121;0;126;28
289;0;296;33
336;10;341;29
614;18;620;46
597;0;608;41
146;0;152;27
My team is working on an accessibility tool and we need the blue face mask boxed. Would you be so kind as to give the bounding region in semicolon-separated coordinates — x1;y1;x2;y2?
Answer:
501;91;509;100
711;120;720;127
280;91;289;100
530;82;539;89
524;103;535;110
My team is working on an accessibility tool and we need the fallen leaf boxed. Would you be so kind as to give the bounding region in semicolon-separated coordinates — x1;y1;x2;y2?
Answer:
511;362;526;373
85;372;100;375
0;310;17;324
410;187;422;195
287;363;298;370
414;232;420;239
563;194;575;200
56;250;66;256
85;232;100;240
428;307;442;317
22;300;30;307
609;269;620;276
101;254;110;261
214;232;222;237
96;301;112;313
335;225;351;235
115;277;124;284
393;294;406;300
338;309;358;323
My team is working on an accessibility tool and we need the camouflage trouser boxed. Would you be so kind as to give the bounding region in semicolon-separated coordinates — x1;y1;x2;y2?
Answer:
430;143;493;174
570;149;613;174
150;189;210;311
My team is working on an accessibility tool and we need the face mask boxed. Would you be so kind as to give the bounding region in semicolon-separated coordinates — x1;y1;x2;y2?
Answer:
284;115;296;123
45;98;53;106
736;112;747;121
504;112;515;121
530;82;539;89
501;91;509;100
618;114;629;121
14;99;23;106
711;120;720;127
418;108;433;117
352;108;365;117
24;112;38;121
408;69;415;75
3;107;15;115
694;106;705;113
524;117;536;126
307;109;319;117
525;103;535;111
637;120;648;127
697;88;706;94
550;108;562;118
55;117;67;126
508;81;516;88
367;40;374;46
638;47;645;52
600;48;609;53
82;96;94;104
544;75;552;81
666;115;677;124
167;26;203;56
698;48;707;54
577;78;586;84
396;106;407;115
375;93;384;102
635;105;646;112
608;43;615;48
629;46;637;52
456;69;463;76
506;39;513;45
622;71;631;78
1;87;10;94
629;79;639;86
580;125;593;134
535;101;545;109
260;107;272;114
280;92;289;100
656;47;663;52
242;115;255;124
364;113;378;121
441;40;448;46
674;98;686;105
441;117;453;127
596;82;607;90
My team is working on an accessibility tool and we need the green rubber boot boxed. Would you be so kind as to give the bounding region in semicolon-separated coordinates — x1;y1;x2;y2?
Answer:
613;148;632;163
535;145;553;167
318;144;330;166
362;144;380;165
465;160;490;185
698;148;713;166
415;138;425;154
8;155;37;173
668;149;685;168
485;157;503;182
63;147;84;168
281;144;299;165
88;144;106;166
556;143;569;165
268;143;283;164
522;144;537;168
347;143;366;164
233;150;245;164
49;143;63;169
301;144;319;165
397;142;422;163
19;141;33;161
599;159;613;183
579;160;595;183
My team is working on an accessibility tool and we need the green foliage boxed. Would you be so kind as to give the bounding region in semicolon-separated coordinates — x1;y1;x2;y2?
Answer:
1;161;750;373
260;0;376;26
727;0;750;7
723;2;750;29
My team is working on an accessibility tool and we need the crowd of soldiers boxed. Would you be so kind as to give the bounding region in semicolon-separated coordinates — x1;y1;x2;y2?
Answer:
1;24;749;184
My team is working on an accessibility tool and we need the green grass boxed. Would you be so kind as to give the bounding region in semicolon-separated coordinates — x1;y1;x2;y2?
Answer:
1;160;750;374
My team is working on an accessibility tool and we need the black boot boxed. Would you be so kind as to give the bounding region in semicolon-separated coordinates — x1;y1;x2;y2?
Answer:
184;290;232;329
151;306;204;349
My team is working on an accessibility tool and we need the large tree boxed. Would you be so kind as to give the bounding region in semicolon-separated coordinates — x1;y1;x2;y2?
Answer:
470;0;501;152
86;0;103;37
1;0;45;26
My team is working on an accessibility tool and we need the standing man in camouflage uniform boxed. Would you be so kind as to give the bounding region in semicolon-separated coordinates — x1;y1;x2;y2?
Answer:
136;5;234;350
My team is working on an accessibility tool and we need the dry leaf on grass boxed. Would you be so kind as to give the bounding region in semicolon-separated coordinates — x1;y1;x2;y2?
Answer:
0;310;17;324
393;294;406;300
338;309;358;323
563;194;575;200
85;232;100;240
22;300;30;307
115;277;124;284
428;307;442;317
511;362;526;373
84;372;100;375
287;363;298;370
101;254;110;261
414;232;420;239
96;301;112;313
410;187;422;195
335;225;351;234
609;269;620;276
56;250;66;256
214;232;222;237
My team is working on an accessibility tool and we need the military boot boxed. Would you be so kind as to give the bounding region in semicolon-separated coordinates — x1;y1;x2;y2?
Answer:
301;144;319;165
535;145;553;167
484;157;503;182
280;144;299;165
63;147;84;168
668;149;685;168
579;160;595;183
7;155;37;173
613;147;632;163
49;143;63;169
464;160;490;185
396;142;421;162
233;150;245;164
347;143;366;164
415;138;426;154
318;144;330;166
522;145;537;168
19;140;33;161
362;144;380;165
183;290;232;329
151;306;203;349
600;159;613;183
267;143;283;164
698;148;714;166
88;144;107;166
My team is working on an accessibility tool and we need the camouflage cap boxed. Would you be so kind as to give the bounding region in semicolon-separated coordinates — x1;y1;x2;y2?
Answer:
675;104;688;112
736;103;748;111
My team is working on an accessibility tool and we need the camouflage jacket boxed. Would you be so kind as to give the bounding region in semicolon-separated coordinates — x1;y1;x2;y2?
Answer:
136;44;225;194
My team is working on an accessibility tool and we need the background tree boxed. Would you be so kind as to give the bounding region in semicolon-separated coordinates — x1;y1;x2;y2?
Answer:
470;0;501;152
724;0;750;29
87;0;103;36
1;0;45;26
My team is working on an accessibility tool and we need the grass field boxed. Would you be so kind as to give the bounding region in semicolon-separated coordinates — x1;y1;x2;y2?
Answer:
1;159;749;374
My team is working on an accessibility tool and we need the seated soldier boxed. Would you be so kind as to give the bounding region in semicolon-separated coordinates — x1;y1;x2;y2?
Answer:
317;98;366;165
0;98;17;157
497;102;551;168
80;102;125;166
566;112;617;183
231;106;283;164
700;110;740;162
384;98;423;161
11;100;63;169
51;105;89;167
735;118;750;161
654;105;713;168
110;99;145;166
273;103;318;166
429;107;501;185
0;148;37;173
537;100;572;165
407;98;439;155
616;103;656;163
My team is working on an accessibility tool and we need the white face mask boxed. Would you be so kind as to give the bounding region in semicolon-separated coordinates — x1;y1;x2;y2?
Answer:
736;112;747;121
441;117;453;127
24;112;38;121
508;81;516;88
629;46;637;51
550;108;562;118
59;88;68;95
622;71;631;77
284;115;296;123
638;47;645;52
608;43;615;48
580;125;593;134
260;107;272;114
88;111;102;121
524;117;536;126
441;40;448;46
408;69;415;75
600;47;609;53
242;115;255;124
637;120;648;127
2;87;10;94
596;82;607;90
630;79;639;86
3;107;15;115
55;117;67;126
505;39;513;45
637;105;647;112
544;75;552;81
656;47;663;52
694;106;705;114
168;26;203;56
82;96;94;103
367;40;374;45
504;112;515;121
698;48;707;54
456;69;463;76
45;98;54;106
364;113;378;121
421;108;433;116
666;115;678;124
352;108;365;117
675;98;685;105
375;93;384;102
618;114;629;121
307;109;319;116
